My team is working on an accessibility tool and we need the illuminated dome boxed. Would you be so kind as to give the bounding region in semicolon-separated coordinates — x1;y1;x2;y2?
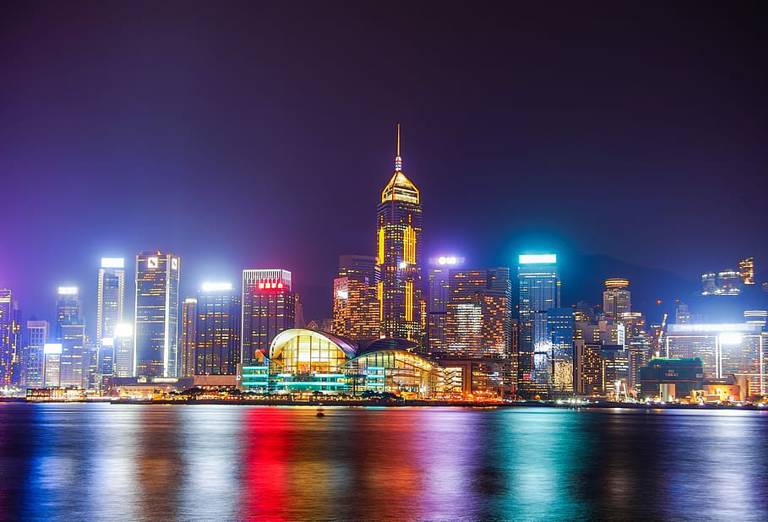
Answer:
269;328;357;375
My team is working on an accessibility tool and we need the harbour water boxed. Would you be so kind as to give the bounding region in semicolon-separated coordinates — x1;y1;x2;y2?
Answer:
1;404;767;520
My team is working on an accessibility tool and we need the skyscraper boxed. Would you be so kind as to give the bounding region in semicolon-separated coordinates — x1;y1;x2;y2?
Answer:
427;256;462;353
738;256;755;285
96;257;125;376
23;320;49;388
517;254;560;399
546;307;575;395
444;268;511;358
112;323;134;377
602;278;631;319
241;269;294;366
332;255;379;340
0;289;21;386
134;251;181;378
180;297;197;378
195;283;241;376
376;124;424;342
57;286;85;388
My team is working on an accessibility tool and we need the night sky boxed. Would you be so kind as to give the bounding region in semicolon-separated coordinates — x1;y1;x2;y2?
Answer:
1;1;766;327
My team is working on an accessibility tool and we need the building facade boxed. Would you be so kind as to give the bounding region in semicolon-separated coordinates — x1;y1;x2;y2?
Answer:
23;320;49;388
241;269;294;366
180;298;197;378
376;125;424;342
134;251;181;378
195;284;241;376
56;287;86;387
96;257;125;377
602;278;631;319
332;255;379;340
0;289;21;386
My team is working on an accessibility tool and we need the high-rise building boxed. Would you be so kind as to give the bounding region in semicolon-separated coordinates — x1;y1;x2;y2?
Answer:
602;278;631;319
574;340;603;396
112;323;134;377
547;307;574;395
517;254;560;398
376;124;424;342
332;255;379;340
675;302;691;324
738;256;755;285
96;257;125;377
180;298;197;378
701;269;742;296
43;343;63;388
56;286;85;388
195;283;241;376
444;268;511;358
427;256;463;353
134;251;181;378
23;320;49;388
241;269;294;366
627;331;653;394
0;289;20;386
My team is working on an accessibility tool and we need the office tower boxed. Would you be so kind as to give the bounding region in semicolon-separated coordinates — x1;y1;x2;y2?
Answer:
43;343;63;388
241;269;294;365
627;331;653;394
574;340;603;396
294;295;305;328
195;283;241;376
134;251;181;378
701;272;717;295
427;256;463;352
376;124;424;341
332;255;379;340
547;307;574;395
601;344;630;399
96;258;125;376
675;302;691;324
702;269;741;296
738;256;755;285
23;320;48;388
444;268;511;358
517;254;560;398
0;289;19;386
112;323;134;377
180;298;197;378
602;278;631;319
56;287;85;387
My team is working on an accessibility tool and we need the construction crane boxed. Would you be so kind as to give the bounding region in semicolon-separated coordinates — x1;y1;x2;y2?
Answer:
654;312;668;358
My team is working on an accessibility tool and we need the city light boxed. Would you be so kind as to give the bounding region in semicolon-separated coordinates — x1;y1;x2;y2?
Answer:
336;289;349;300
201;282;233;292
101;337;114;347
43;343;63;355
519;254;557;264
100;257;125;268
718;332;744;345
57;286;78;295
437;256;459;265
114;323;133;337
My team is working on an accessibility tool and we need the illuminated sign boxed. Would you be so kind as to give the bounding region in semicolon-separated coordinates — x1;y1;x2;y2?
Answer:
44;343;63;355
171;258;179;270
437;256;460;266
519;254;557;265
257;281;284;290
201;282;233;292
57;286;78;295
147;256;159;269
100;257;125;269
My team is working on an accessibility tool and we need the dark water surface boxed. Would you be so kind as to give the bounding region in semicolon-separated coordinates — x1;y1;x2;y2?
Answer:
1;404;767;520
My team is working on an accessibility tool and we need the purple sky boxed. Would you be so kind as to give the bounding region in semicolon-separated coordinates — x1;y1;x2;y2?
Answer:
1;1;766;327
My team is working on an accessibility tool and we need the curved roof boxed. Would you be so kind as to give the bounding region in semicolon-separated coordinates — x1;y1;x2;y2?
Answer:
269;328;358;359
359;337;420;354
347;348;436;370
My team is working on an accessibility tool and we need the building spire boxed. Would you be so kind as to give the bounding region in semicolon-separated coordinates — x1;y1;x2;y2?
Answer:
394;122;403;171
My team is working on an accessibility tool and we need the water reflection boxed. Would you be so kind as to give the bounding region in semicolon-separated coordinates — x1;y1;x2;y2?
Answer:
1;404;767;520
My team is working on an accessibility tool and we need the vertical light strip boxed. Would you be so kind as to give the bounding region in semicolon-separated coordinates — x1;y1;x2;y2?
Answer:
405;280;413;322
377;226;385;265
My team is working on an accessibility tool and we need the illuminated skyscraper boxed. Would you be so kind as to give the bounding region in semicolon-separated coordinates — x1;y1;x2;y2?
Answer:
56;287;86;388
23;320;48;388
134;251;181;378
180;298;197;378
96;257;125;376
739;256;755;285
427;256;463;352
112;323;134;377
241;269;294;365
546;307;574;395
332;255;379;340
444;268;511;358
43;343;63;388
376;124;424;342
602;278;631;319
0;289;21;386
517;254;560;398
195;283;241;376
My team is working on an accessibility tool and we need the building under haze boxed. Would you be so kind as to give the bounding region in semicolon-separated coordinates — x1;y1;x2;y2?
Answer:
195;283;241;376
180;298;197;378
23;320;48;388
96;257;125;378
112;323;134;378
134;251;181;378
241;269;295;366
517;254;560;399
376;125;424;342
56;286;86;388
0;289;21;386
427;256;463;353
332;255;379;341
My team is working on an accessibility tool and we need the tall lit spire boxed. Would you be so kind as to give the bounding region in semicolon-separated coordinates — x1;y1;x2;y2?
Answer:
394;123;402;172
